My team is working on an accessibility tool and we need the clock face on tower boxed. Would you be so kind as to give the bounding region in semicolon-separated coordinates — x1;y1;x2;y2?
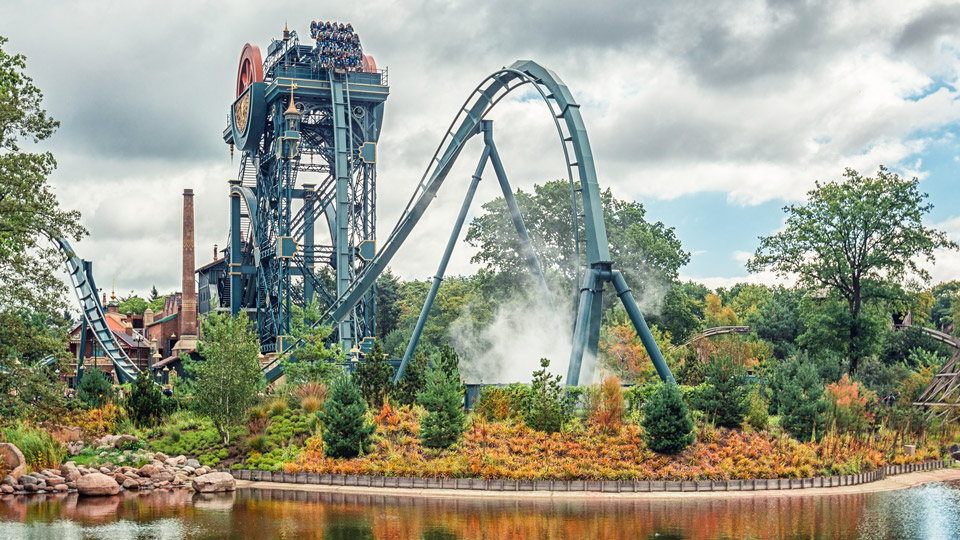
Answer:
231;44;266;153
236;43;263;98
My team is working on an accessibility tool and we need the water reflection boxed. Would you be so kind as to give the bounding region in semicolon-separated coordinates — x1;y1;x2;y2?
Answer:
0;481;957;539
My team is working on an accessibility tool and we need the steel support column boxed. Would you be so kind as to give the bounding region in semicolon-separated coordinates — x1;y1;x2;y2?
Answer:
611;270;675;384
396;134;492;382
567;268;599;385
484;125;553;306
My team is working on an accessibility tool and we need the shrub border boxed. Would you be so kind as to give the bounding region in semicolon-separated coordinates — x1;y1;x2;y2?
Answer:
225;459;953;493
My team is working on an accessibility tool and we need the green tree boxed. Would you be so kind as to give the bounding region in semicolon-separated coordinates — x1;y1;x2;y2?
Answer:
126;370;163;427
149;286;160;301
775;355;826;441
118;296;149;316
417;358;465;449
465;180;689;296
522;358;568;433
392;355;429;406
76;369;112;409
748;167;957;372
0;36;86;362
649;283;703;345
641;382;695;454
375;268;402;340
320;373;374;458
191;312;262;444
353;340;394;407
697;353;749;428
281;303;342;386
748;286;803;360
148;295;165;313
0;361;65;421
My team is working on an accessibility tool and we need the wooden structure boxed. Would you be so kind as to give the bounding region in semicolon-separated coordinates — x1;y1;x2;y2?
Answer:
911;326;960;420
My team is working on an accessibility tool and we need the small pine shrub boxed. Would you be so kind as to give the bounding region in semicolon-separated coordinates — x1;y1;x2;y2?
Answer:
777;356;826;441
354;340;394;407
697;353;749;428
247;434;269;453
641;383;695;454
417;362;465;449
76;369;112;409
523;359;568;433
127;370;163;427
744;387;769;431
320;374;374;458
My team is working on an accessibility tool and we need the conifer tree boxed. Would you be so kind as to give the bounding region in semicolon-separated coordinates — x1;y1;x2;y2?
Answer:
321;373;374;458
698;353;748;428
393;355;429;406
417;361;465;449
777;356;826;441
641;382;695;454
76;369;111;408
127;370;162;427
354;340;394;407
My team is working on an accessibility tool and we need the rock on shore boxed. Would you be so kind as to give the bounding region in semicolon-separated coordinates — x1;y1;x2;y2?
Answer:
191;472;236;493
76;473;120;496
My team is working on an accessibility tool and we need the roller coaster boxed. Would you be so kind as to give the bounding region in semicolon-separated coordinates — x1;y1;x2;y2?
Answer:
194;23;677;386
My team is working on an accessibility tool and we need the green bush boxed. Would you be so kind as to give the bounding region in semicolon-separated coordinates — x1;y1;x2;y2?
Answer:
474;383;529;421
127;370;164;427
522;359;569;433
320;374;374;458
744;387;769;430
417;361;465;449
776;355;826;441
696;354;749;428
641;383;695;454
392;355;429;407
76;369;112;409
354;340;394;407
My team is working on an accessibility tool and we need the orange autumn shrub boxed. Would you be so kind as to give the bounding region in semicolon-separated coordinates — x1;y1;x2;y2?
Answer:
289;413;932;481
824;374;876;433
586;376;625;435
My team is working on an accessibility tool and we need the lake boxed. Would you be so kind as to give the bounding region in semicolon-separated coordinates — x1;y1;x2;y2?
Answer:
1;481;959;539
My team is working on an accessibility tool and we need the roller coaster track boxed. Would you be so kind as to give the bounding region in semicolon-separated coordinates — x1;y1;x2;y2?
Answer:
49;238;141;384
667;326;752;351
262;60;615;380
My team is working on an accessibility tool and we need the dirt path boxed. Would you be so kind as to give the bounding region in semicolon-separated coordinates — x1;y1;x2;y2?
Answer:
235;467;960;501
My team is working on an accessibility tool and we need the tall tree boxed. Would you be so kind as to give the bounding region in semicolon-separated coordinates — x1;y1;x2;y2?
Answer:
748;167;956;371
191;312;263;444
0;36;85;360
465;180;689;297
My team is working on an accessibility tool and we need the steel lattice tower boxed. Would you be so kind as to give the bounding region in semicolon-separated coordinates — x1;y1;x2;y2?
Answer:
218;28;387;358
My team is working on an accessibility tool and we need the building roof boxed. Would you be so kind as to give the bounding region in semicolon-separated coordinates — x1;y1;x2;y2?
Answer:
197;257;226;273
152;350;194;369
146;313;178;327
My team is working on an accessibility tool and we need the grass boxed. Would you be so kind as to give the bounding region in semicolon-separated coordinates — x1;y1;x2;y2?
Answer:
0;423;66;472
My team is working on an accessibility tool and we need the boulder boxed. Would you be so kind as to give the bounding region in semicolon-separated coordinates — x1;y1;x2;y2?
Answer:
195;467;209;476
24;483;38;492
45;476;65;487
191;472;236;493
153;452;169;462
950;444;960;461
20;475;37;486
113;435;139;449
0;443;27;481
59;463;79;478
164;457;179;467
53;484;68;492
185;459;201;469
0;484;12;494
76;473;120;496
66;442;84;456
122;478;139;490
138;464;160;477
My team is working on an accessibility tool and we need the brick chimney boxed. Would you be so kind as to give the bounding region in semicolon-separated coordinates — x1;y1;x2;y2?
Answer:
174;188;198;352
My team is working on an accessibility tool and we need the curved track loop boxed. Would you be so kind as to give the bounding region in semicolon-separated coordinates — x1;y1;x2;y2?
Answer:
55;237;140;383
267;60;612;373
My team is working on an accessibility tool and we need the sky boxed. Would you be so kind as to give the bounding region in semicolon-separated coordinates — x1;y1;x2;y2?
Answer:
3;0;960;299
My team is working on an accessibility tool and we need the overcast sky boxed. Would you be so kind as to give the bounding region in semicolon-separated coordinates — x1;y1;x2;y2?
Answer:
3;0;960;299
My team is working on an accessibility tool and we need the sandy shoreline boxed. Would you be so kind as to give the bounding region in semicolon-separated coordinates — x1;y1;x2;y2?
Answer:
235;466;960;501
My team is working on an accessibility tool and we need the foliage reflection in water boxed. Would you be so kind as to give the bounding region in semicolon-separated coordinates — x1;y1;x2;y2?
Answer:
0;481;958;539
